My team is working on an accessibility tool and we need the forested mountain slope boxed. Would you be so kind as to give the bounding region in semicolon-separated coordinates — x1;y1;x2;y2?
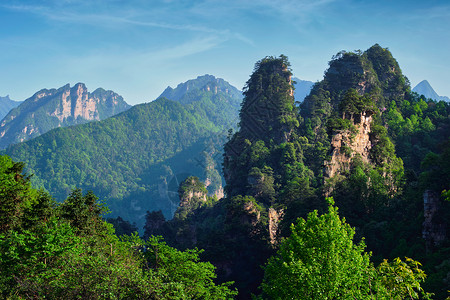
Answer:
0;83;130;149
2;76;242;229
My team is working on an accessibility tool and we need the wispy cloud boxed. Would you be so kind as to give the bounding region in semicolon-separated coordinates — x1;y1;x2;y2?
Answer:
2;1;254;46
188;0;337;26
64;35;224;72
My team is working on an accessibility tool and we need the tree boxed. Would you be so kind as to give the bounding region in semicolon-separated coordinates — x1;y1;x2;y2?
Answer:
0;155;34;232
144;236;238;299
59;188;107;235
260;198;432;299
261;198;372;299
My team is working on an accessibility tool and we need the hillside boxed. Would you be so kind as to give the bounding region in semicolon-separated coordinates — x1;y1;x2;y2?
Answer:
0;95;21;121
3;76;242;229
0;83;130;149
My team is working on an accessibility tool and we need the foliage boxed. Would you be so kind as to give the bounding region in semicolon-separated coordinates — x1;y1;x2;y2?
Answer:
239;55;298;145
174;176;209;221
59;188;108;235
0;155;237;299
2;46;449;299
260;199;432;299
106;216;138;236
339;88;378;115
0;155;55;233
260;199;372;299
144;236;237;299
375;257;432;299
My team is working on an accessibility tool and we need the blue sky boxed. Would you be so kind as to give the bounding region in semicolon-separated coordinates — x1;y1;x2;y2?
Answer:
1;0;449;105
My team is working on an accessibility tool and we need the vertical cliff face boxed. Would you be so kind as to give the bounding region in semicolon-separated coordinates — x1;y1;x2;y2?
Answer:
50;83;99;122
173;176;208;220
423;190;447;247
324;111;373;180
300;45;407;200
268;207;284;245
0;83;130;149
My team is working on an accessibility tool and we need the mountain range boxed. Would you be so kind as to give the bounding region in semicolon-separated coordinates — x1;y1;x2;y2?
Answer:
413;80;450;102
0;83;130;149
2;75;242;229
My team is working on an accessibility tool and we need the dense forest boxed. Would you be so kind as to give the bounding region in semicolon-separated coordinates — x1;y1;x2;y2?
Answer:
0;155;237;298
1;44;449;299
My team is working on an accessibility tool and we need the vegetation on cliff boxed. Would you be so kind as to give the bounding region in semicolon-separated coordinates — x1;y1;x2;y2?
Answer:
145;46;449;298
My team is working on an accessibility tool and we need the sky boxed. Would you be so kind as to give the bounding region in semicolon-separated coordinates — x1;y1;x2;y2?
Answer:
1;0;449;105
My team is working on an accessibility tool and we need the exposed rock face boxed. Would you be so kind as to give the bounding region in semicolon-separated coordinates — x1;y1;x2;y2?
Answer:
268;207;283;245
213;185;224;200
179;189;207;207
324;111;373;181
423;190;447;247
0;83;130;149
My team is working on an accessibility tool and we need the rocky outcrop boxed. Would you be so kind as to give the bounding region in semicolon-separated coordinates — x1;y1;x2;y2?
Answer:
174;176;208;220
324;111;373;182
0;83;130;149
268;207;283;245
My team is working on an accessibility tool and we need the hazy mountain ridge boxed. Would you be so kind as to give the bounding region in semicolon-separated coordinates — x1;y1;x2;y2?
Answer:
0;95;22;122
292;77;314;102
413;80;449;102
0;83;130;149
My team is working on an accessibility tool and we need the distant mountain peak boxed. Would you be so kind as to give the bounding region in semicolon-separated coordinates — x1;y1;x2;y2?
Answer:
292;77;314;102
0;83;130;149
158;74;242;105
413;80;449;102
